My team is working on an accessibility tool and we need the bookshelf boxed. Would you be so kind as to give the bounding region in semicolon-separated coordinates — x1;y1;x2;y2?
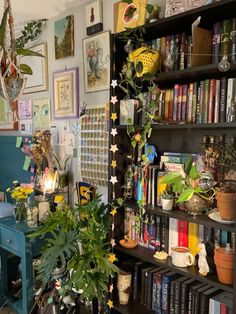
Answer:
110;1;236;313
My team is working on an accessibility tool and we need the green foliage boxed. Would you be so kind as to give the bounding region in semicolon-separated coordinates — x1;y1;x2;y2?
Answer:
16;19;47;48
52;153;71;171
0;7;9;47
161;157;214;203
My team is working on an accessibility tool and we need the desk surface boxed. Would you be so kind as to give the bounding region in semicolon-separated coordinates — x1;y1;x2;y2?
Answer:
0;217;36;235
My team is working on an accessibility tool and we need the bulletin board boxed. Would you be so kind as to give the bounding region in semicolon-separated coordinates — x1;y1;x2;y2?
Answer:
0;136;31;195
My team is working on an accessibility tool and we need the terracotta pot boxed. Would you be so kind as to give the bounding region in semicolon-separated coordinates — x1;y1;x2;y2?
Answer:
217;192;236;220
214;245;234;284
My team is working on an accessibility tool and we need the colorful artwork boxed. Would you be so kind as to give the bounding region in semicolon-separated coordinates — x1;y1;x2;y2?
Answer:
18;99;32;120
33;98;51;129
83;31;110;92
165;0;213;17
114;0;147;33
54;15;74;60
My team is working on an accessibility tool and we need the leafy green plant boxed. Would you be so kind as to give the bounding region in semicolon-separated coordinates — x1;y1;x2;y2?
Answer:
161;190;174;200
161;157;215;203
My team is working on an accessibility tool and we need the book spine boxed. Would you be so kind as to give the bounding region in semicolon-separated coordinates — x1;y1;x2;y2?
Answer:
168;89;174;122
220;303;227;314
195;85;201;124
198;224;205;243
177;85;183;122
208;79;216;123
214;79;221;123
188;287;193;314
220;19;232;58
161;216;169;253
179;32;187;70
231;232;236;251
161;155;191;163
162;274;170;314
168;218;178;255
187;83;194;123
156;272;163;313
192;81;198;124
155;215;161;251
212;22;221;64
169;280;175;314
148;214;156;249
181;84;188;122
164;89;171;120
174;281;181;314
203;79;209;123
178;220;188;247
174;34;180;71
152;272;158;311
209;299;220;314
188;222;199;258
165;35;171;72
173;84;179;122
133;264;139;301
198;80;205;124
219;77;228;123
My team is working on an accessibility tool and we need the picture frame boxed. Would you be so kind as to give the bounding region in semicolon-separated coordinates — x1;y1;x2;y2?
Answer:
0;99;18;130
85;0;103;35
83;31;110;93
53;68;79;119
33;98;51;130
54;15;74;60
22;43;48;94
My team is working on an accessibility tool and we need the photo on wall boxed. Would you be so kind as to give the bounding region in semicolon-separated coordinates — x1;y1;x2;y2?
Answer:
85;0;103;35
33;98;51;129
83;31;110;93
54;15;74;60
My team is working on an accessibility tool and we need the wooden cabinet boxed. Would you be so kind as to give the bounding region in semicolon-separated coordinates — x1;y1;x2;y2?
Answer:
110;1;236;313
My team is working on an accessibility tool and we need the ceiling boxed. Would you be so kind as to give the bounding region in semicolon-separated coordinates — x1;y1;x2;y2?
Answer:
11;0;90;22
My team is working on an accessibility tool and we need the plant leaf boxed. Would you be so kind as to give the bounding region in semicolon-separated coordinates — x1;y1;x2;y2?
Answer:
16;47;44;57
19;64;33;75
177;188;194;203
184;156;193;175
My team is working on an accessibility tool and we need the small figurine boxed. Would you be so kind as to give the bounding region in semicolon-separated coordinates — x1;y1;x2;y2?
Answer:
197;242;210;276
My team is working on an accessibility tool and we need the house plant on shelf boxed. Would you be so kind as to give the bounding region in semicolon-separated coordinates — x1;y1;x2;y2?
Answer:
161;189;174;211
52;153;71;190
161;157;216;216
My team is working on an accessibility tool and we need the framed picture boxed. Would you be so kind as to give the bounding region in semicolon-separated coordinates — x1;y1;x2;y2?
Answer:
85;0;103;35
33;98;51;130
22;43;48;94
54;15;74;60
18;99;32;120
83;31;110;93
114;0;147;33
53;68;79;119
0;99;18;130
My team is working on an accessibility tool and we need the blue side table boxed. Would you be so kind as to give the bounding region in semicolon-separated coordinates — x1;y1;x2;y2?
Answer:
0;217;44;314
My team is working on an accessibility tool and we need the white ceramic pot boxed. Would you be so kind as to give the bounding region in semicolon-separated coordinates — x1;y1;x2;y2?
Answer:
161;198;173;211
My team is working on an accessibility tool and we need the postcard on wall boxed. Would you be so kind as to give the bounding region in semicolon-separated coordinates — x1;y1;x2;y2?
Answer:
18;99;32;120
33;98;51;129
54;15;74;60
83;31;110;92
20;120;32;134
85;0;103;35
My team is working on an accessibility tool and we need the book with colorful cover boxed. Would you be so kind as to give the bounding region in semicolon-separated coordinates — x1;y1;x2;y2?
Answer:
214;79;221;123
177;85;183;122
173;84;179;121
187;82;194;123
178;220;188;247
181;84;188;122
212;21;221;64
203;79;209;123
208;79;216;123
188;222;199;258
168;218;178;255
219;77;228;123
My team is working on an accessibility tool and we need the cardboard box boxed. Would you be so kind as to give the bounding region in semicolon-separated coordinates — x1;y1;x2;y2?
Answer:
165;0;213;18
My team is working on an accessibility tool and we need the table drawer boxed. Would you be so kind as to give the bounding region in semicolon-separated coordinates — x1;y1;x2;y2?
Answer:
0;227;22;254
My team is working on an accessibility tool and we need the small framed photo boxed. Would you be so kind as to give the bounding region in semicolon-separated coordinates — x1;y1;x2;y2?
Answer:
83;31;110;93
22;43;48;94
54;15;74;59
33;98;51;129
85;0;103;35
0;99;18;130
53;68;79;119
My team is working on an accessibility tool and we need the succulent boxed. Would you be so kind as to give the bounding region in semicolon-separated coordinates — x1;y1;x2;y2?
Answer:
161;190;174;200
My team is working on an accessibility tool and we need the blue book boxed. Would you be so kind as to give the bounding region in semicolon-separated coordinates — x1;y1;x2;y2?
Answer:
162;271;181;314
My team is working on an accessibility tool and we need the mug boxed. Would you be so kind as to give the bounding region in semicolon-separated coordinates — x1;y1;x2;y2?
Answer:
171;246;194;268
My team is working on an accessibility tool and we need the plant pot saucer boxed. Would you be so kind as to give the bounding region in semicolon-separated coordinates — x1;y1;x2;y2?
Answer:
119;239;138;249
208;209;236;224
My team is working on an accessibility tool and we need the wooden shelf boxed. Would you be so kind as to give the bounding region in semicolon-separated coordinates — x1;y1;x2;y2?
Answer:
115;245;233;293
123;200;236;233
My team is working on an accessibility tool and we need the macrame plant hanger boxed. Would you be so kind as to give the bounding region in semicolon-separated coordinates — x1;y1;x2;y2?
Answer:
0;0;26;103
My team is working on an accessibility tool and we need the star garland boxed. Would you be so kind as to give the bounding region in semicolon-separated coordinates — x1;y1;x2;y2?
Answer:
106;74;120;311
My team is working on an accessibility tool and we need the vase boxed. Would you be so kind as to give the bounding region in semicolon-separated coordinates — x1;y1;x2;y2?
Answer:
117;270;132;305
14;200;28;222
214;244;234;284
216;192;236;220
184;193;208;216
161;198;174;211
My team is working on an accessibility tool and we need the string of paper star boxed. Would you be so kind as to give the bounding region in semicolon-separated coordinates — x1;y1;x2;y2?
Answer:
106;78;119;311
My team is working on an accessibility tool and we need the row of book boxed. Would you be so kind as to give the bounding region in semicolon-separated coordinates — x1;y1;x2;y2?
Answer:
120;258;233;313
146;17;236;72
124;208;236;255
157;77;236;124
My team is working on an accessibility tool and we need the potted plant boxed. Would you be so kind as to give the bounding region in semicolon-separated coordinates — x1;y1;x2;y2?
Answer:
161;190;174;211
31;195;118;313
161;157;215;216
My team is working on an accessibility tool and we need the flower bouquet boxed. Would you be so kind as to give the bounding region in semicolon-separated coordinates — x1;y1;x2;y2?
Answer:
6;181;34;221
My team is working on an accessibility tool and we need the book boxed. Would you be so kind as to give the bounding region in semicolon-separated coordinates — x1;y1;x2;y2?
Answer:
187;82;194;123
220;19;232;58
193;284;212;314
146;267;161;309
188;222;199;258
133;261;151;302
180;279;199;314
160;216;169;253
178;220;188;247
212;21;221;64
162;271;181;314
177;84;183;122
173;276;188;314
181;84;188;121
203;79;209;123
192;81;198;123
231;17;236;63
219;77;228;123
153;269;171;312
199;286;221;313
188;283;206;314
209;291;233;314
141;265;157;305
226;77;236;123
214;79;221;123
208;79;216;123
168;218;178;255
198;80;205;124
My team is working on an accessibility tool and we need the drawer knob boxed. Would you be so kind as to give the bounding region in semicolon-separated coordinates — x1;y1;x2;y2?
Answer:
5;239;13;244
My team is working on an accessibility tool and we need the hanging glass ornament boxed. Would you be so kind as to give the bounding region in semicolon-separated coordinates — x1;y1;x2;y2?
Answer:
218;55;230;72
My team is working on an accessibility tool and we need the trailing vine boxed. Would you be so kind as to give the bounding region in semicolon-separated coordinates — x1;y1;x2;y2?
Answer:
16;19;47;48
